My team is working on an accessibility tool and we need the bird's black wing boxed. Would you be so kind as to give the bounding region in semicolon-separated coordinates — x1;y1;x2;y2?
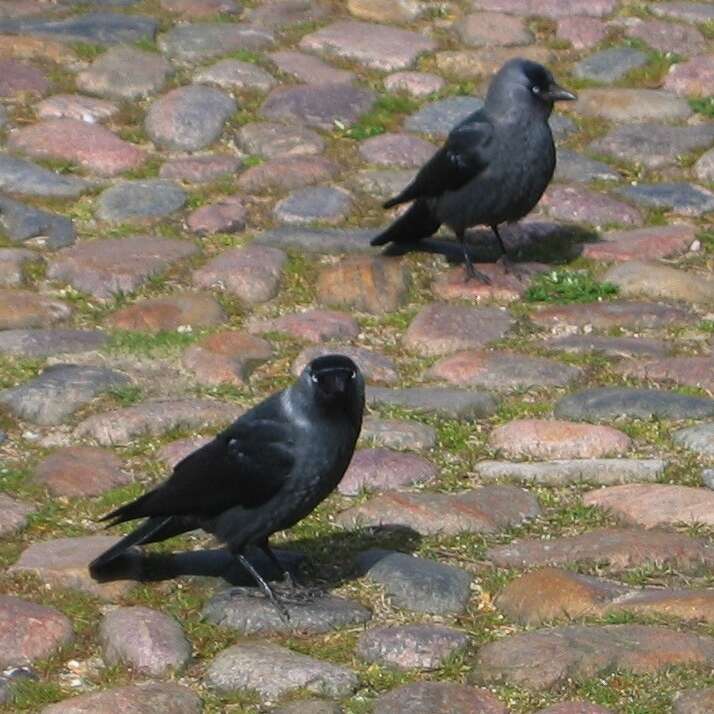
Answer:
384;110;494;208
102;415;295;524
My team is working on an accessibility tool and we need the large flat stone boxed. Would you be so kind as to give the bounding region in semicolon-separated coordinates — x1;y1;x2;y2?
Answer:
0;154;88;198
0;289;70;329
339;448;437;494
96;180;186;223
575;88;692;122
372;682;508;714
254;226;374;254
0;195;75;250
367;386;498;418
158;22;274;62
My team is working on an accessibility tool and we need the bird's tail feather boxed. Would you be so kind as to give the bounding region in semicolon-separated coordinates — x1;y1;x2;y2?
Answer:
371;199;441;247
100;489;156;526
89;516;172;573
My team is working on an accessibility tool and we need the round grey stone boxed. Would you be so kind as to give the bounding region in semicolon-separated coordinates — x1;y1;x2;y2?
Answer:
574;47;648;83
96;180;186;222
274;186;353;225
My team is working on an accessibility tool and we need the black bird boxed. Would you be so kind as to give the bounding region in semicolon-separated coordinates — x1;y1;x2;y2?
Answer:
90;354;365;620
372;59;577;282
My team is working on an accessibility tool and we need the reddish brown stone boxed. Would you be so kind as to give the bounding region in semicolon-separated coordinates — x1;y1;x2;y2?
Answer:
237;155;339;193
615;355;714;392
539;185;643;227
36;94;118;123
158;436;212;468
182;331;272;386
8;118;146;176
625;19;706;56
34;446;131;497
106;293;225;333
373;682;508;714
186;195;246;235
0;35;77;63
339;448;437;495
159;155;241;183
582;224;696;262
0;493;35;537
0;58;48;97
556;17;608;49
358;133;435;168
247;308;359;342
664;55;714;97
317;256;409;314
0;288;70;329
489;418;631;459
432;263;537;303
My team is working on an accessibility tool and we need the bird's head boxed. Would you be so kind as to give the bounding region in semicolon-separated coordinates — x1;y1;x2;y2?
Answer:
303;354;365;418
487;58;577;116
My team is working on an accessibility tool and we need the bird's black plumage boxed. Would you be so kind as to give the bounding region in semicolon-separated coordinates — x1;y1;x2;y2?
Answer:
372;59;577;281
90;354;365;617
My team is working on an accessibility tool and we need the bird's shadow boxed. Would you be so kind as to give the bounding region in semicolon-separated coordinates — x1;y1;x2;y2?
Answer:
89;525;422;592
383;221;597;266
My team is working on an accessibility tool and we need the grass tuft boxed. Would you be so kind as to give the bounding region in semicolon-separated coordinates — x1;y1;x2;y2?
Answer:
525;269;619;304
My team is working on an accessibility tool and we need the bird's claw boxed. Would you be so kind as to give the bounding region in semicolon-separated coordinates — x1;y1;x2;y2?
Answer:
464;261;492;285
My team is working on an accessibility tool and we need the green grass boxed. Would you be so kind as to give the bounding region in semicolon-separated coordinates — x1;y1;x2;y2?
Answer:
68;42;105;62
343;94;420;140
689;96;714;119
525;269;619;304
104;330;201;358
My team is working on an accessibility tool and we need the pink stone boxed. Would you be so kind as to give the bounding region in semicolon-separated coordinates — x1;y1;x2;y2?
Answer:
615;355;714;392
582;224;696;262
625;19;706;56
470;0;617;19
490;418;631;459
158;436;213;468
383;71;445;98
432;263;542;303
160;155;242;183
556;17;608;49
247;308;359;342
36;94;118;123
539;185;642;227
665;55;714;97
237;155;339;193
358;132;435;168
8;118;145;176
456;12;533;47
0;58;48;97
269;50;355;85
339;448;438;495
187;195;246;235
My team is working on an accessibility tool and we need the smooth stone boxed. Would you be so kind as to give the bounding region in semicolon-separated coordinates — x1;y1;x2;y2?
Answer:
0;194;75;249
575;88;692;122
582;224;697;262
489;418;630;459
157;436;212;468
405;96;484;136
674;688;714;714
8;118;146;177
77;46;172;100
187;195;246;235
337;485;540;535
431;263;540;303
0;289;70;329
0;155;88;198
0;247;34;287
145;85;235;151
255;226;374;254
10;535;138;600
456;11;533;47
347;0;421;22
360;417;436;451
34;446;130;497
47;235;197;300
0;13;157;45
0;58;48;97
554;149;619;183
477;459;665;486
357;549;472;615
367;386;498;418
539;185;642;227
106;292;225;332
0;493;35;537
237;155;339;193
248;0;331;29
556;387;714;422
588;122;714;169
545;334;669;358
158;22;274;62
0;330;104;359
159;154;241;183
100;606;190;676
358;132;435;169
195;58;276;92
74;398;242;446
604;261;714;305
36;94;118;123
664;55;714;98
428;350;582;391
357;625;469;671
584;484;714;528
160;0;240;17
338;448;438;495
556;16;608;49
0;364;129;426
41;683;201;714
274;186;353;225
384;71;444;98
247;309;359;343
299;20;436;72
616;355;714;392
96;180;186;222
269;49;354;85
350;168;416;200
203;591;371;635
193;245;286;304
616;183;714;217
404;303;514;356
261;83;376;130
205;642;358;698
651;2;714;22
488;527;714;572
695;148;714;183
470;0;617;18
434;46;554;81
0;596;73;667
574;47;647;83
372;682;508;714
181;331;271;386
474;624;714;689
293;345;398;385
531;301;694;331
624;18;706;57
673;423;714;456
317;255;409;314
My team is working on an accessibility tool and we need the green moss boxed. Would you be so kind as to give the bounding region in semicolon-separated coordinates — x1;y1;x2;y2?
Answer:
525;269;619;304
690;96;714;119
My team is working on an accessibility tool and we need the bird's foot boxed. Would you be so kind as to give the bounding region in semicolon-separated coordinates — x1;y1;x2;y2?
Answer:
226;585;292;623
463;260;492;285
272;573;327;604
496;254;529;280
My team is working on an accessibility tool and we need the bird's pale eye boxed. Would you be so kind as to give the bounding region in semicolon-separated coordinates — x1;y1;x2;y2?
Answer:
350;370;356;380
531;85;541;95
310;372;319;384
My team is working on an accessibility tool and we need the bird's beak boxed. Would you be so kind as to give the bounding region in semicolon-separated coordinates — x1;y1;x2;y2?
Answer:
543;83;577;102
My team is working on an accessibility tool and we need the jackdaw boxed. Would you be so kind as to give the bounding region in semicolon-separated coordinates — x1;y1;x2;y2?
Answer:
372;59;577;282
90;354;365;619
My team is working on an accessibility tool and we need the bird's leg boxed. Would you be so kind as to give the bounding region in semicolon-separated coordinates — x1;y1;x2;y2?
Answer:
457;230;491;285
234;551;291;623
492;225;528;279
259;541;325;603
259;540;295;590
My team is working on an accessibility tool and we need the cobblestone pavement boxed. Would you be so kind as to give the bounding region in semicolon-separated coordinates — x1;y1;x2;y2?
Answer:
0;0;713;712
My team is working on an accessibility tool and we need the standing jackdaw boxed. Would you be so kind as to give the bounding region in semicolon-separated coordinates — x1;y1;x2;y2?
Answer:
90;354;365;619
371;59;577;282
